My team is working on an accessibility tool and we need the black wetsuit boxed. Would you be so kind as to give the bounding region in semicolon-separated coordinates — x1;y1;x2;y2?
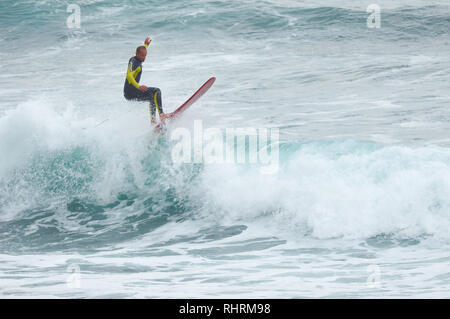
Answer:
124;56;163;120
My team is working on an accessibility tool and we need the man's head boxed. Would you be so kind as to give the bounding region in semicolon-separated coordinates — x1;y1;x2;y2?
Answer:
136;46;147;62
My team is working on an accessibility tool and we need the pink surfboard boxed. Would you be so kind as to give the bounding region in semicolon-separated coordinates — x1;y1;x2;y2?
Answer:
155;77;216;130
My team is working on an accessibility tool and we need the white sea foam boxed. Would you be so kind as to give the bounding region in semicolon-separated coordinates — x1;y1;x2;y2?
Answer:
1;0;450;298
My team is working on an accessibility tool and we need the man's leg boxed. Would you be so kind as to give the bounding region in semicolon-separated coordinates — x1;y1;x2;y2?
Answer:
144;87;163;124
149;102;157;124
125;87;163;124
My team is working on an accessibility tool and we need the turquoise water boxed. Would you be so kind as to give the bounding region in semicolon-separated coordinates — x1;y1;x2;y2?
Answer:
1;0;450;298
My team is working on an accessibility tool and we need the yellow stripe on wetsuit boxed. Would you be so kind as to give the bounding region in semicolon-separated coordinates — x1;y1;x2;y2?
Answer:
126;63;141;89
154;91;162;114
149;91;162;122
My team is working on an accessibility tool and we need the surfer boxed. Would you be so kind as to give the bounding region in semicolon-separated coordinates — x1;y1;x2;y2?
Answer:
123;37;168;124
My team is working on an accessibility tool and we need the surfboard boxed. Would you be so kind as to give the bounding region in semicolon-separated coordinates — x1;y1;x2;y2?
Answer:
155;77;216;130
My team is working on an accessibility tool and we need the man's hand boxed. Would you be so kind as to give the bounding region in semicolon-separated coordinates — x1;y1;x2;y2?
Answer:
139;85;148;92
144;37;151;46
160;113;169;121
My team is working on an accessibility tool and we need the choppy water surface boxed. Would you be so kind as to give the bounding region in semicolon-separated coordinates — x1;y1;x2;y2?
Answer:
1;0;450;298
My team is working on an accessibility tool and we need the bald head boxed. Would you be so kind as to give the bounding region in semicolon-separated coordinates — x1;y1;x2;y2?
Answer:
136;46;147;62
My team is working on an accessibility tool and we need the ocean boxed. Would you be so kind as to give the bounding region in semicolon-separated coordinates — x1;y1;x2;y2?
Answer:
0;0;450;298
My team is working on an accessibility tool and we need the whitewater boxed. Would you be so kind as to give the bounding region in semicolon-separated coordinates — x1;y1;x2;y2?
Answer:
0;0;450;298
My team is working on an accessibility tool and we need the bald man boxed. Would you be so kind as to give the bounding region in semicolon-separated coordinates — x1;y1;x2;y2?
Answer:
124;37;167;124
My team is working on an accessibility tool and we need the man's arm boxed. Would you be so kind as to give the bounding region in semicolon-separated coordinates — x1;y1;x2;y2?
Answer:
126;61;141;90
134;37;151;54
